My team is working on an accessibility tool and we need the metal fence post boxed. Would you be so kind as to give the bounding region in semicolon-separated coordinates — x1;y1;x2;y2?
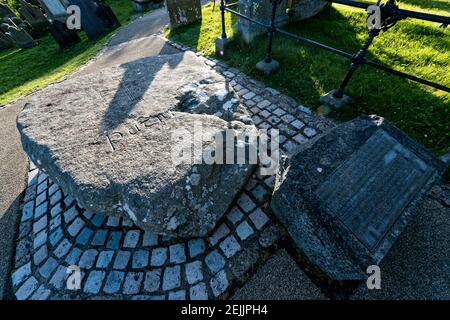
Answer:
215;0;229;55
256;0;282;75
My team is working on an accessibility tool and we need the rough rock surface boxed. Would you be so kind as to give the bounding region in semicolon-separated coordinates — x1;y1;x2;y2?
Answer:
271;115;447;280
17;51;256;237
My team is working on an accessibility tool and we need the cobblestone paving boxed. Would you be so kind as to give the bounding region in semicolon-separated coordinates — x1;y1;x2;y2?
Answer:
11;35;335;300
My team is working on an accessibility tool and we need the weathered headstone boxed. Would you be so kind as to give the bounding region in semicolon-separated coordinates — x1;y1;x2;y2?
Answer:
38;0;68;23
19;0;48;37
165;0;202;30
67;0;120;40
48;19;80;49
0;21;36;48
0;29;14;49
271;115;447;280
0;3;15;19
235;0;328;43
17;51;256;238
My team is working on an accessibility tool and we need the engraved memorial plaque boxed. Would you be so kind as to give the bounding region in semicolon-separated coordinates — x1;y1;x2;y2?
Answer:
271;116;446;280
317;130;435;251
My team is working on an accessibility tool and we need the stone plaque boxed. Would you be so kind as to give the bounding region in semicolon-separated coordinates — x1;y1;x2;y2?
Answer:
40;0;66;17
271;116;446;280
317;130;434;251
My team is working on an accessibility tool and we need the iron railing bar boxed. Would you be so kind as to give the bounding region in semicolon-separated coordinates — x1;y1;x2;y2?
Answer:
223;8;270;29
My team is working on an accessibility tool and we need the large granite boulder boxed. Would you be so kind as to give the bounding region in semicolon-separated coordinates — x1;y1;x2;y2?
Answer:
271;115;446;280
17;51;256;238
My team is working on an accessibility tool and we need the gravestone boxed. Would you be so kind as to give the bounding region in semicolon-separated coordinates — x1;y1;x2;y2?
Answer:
235;0;328;43
0;21;36;48
38;0;68;23
165;0;202;30
271;115;447;280
0;29;14;49
0;3;15;19
17;51;256;238
48;19;80;49
67;0;120;40
19;0;48;37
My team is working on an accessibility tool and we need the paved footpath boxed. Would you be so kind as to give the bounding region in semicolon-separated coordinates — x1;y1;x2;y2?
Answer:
3;6;450;300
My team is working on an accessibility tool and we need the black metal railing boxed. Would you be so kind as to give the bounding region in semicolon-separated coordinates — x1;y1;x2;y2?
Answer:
218;0;450;100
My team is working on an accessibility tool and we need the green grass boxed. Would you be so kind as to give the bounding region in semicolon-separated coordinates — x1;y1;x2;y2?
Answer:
0;0;135;106
166;1;450;155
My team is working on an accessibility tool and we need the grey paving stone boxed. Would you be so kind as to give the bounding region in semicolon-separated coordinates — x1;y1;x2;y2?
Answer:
106;231;122;249
34;201;48;219
113;250;131;269
21;201;34;222
39;257;58;279
30;285;51;300
209;223;230;246
267;115;281;125
227;207;244;225
131;295;166;300
37;172;48;184
106;216;120;227
50;203;63;217
169;290;186;300
49;227;63;247
185;260;203;285
76;227;94;245
297;104;312;114
33;245;48;266
303;127;317;137
91;229;108;246
67;217;85;237
122;218;133;227
259;224;280;248
35;193;47;207
169;244;186;264
251;185;268;203
33;229;47;249
91;213;105;227
84;271;106;294
96;250;114;268
236;221;254;241
237;193;256;213
63;206;78;223
79;249;98;269
49;215;61;231
190;282;208;300
37;180;47;195
54;238;72;258
151;247;167;267
293;133;308;144
210;270;229;297
65;247;83;265
33;215;47;234
205;250;225;274
162;265;181;291
281;114;296;123
132;250;149;268
50;190;62;206
83;211;94;220
259;110;271;119
219;235;241;258
123;272;144;295
142;231;158;247
12;262;31;287
144;269;161;293
27;169;38;186
124;230;141;248
64;195;75;207
15;276;38;300
257;100;271;109
291;119;305;129
48;183;59;196
188;239;206;258
249;208;270;230
103;271;125;294
49;265;68;289
243;91;256;100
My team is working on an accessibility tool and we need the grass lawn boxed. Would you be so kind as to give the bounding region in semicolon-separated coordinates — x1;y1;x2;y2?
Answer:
166;1;450;155
0;0;135;106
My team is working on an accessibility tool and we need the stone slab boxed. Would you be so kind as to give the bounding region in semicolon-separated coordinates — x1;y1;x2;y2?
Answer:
271;115;447;280
17;51;256;237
